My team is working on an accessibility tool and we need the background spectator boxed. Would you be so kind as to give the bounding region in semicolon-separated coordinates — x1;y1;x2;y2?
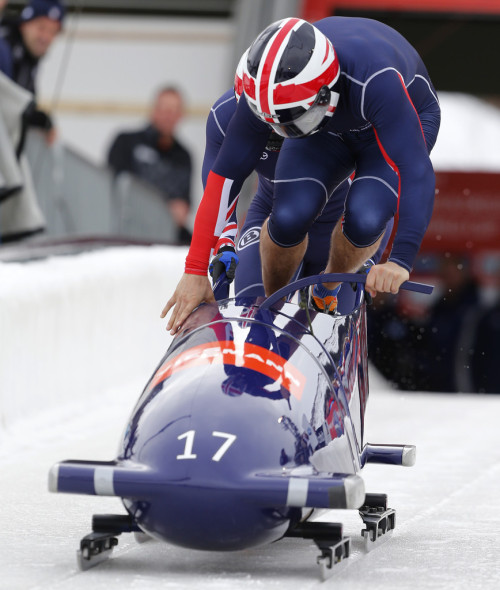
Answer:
0;0;65;145
472;268;500;393
107;86;193;245
419;255;481;392
366;291;421;391
367;254;483;392
0;69;44;241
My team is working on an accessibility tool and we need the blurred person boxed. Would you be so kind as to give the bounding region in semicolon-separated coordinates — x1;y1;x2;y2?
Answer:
366;292;421;390
422;255;480;392
472;300;500;394
471;263;500;394
0;69;45;241
0;0;65;145
162;17;440;334
108;86;193;245
368;255;482;392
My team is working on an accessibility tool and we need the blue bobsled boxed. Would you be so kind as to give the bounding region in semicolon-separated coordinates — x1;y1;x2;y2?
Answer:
49;273;431;576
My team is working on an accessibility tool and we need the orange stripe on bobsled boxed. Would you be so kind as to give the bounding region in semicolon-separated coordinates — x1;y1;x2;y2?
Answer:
150;340;306;400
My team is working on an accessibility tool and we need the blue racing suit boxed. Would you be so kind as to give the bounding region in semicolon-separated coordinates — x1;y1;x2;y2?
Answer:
188;17;440;278
202;89;391;297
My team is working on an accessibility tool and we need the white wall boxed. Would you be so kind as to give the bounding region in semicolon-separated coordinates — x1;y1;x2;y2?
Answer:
37;15;235;211
0;246;185;434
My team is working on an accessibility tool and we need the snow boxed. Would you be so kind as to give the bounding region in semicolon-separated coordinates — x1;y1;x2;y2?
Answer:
0;245;187;431
1;246;500;589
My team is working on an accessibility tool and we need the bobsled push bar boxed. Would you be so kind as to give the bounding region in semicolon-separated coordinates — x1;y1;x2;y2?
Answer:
260;272;433;310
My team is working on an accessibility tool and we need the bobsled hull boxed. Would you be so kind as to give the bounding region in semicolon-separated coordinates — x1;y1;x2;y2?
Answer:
49;291;403;552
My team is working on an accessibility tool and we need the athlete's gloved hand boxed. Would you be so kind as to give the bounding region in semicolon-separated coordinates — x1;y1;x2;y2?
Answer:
209;246;239;283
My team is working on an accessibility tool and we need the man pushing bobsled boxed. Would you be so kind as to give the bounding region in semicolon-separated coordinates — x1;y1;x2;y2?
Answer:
161;16;440;334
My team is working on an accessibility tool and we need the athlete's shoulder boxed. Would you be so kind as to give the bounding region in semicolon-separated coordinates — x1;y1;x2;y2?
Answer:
211;89;236;112
314;16;407;44
314;17;420;77
211;89;237;122
208;89;237;136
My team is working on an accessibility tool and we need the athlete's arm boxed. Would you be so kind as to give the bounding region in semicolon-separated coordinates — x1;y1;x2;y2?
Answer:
162;94;270;333
185;94;270;275
363;69;436;291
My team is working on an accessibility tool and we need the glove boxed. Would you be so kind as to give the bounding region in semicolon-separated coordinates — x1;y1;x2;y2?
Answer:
209;247;239;283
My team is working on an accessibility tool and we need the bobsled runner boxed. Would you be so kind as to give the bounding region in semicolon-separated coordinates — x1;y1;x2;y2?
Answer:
49;272;432;579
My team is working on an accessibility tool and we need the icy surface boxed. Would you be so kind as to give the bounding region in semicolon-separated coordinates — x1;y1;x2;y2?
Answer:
1;247;500;589
0;245;187;431
2;376;500;590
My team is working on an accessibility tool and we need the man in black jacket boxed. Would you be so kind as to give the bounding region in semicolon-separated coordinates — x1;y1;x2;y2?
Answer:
108;86;193;245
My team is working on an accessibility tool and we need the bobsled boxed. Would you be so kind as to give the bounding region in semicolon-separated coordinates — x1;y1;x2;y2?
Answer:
49;272;431;578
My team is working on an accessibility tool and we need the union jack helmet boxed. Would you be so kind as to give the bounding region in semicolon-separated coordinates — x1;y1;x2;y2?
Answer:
234;17;340;138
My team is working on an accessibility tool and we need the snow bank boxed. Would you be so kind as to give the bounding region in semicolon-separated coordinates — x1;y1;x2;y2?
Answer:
0;246;185;433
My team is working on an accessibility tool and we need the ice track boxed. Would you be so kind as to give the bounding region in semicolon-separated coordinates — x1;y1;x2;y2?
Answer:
3;375;500;589
1;247;500;589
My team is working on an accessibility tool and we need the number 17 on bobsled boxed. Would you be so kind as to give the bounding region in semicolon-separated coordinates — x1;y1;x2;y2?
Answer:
48;272;432;579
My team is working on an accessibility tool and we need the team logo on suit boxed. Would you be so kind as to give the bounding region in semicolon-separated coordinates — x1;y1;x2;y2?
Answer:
238;226;261;250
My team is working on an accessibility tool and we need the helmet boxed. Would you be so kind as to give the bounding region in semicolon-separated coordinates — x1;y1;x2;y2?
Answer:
234;48;249;103
235;17;340;138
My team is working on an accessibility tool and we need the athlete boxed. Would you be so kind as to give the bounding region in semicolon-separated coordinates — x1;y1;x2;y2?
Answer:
202;88;391;302
163;16;440;334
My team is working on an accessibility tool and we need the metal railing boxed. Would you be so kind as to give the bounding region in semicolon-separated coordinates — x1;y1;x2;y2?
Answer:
25;130;177;243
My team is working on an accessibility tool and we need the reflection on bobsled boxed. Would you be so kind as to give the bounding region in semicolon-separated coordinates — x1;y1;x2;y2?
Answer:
49;273;431;578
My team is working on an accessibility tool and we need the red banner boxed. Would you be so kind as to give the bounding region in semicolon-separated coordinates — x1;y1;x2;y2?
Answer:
301;0;500;21
422;171;500;254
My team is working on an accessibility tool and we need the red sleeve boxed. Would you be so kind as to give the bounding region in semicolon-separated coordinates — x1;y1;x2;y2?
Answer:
184;170;236;275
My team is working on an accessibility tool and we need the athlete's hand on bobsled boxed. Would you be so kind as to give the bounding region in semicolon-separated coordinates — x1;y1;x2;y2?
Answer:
365;261;410;298
209;246;239;283
161;273;215;335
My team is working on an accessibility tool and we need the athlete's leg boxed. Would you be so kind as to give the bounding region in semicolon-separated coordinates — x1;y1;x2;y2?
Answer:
260;221;308;296
322;218;385;289
234;181;272;297
322;138;399;290
301;178;348;276
261;133;354;296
